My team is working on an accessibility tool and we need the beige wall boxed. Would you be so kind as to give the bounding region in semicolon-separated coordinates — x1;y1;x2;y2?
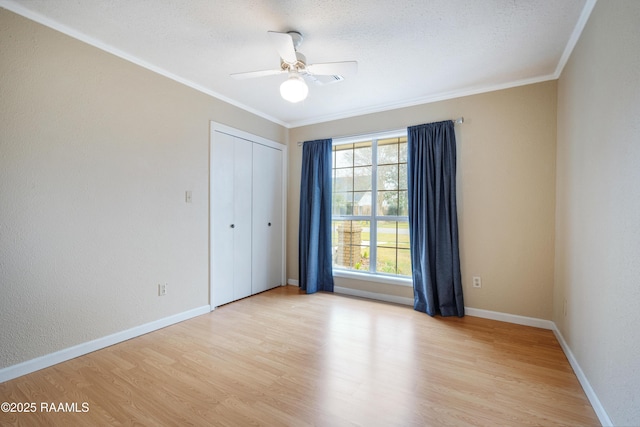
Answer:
555;1;640;425
289;81;558;319
0;9;286;369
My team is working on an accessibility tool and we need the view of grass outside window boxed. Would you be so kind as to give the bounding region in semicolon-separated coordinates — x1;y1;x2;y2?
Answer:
331;134;411;277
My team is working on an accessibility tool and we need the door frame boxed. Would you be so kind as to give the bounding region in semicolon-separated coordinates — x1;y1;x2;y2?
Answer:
209;122;288;310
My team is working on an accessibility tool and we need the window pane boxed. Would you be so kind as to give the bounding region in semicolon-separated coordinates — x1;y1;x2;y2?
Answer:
353;166;372;191
398;190;408;216
332;192;352;215
353;191;371;216
398;221;410;248
334;145;353;168
332;220;370;272
378;138;398;164
399;163;407;190
353;142;372;167
334;168;353;192
399;139;408;162
377;164;398;190
376;221;411;277
377;191;398;216
377;221;397;248
398;249;412;276
376;247;398;274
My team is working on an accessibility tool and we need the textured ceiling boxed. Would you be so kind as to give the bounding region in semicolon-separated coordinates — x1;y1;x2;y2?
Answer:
2;0;594;127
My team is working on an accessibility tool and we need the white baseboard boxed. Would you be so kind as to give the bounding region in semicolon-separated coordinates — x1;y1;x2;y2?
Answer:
552;325;612;426
464;307;555;330
0;305;211;384
287;278;299;286
332;286;553;330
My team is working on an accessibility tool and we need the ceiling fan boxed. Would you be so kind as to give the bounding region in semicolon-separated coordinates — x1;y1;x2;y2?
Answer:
230;31;358;103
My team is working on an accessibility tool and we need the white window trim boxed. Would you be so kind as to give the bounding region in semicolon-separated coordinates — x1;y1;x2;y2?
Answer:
332;129;411;285
333;268;413;287
333;128;406;147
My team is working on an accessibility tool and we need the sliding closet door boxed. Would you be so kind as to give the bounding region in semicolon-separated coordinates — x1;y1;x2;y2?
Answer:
210;121;286;308
252;142;283;294
211;132;252;306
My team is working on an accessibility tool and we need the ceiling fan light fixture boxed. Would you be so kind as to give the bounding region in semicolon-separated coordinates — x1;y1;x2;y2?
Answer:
280;73;308;103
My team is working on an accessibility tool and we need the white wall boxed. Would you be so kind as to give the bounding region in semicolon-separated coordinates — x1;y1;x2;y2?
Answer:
0;8;286;370
555;1;640;425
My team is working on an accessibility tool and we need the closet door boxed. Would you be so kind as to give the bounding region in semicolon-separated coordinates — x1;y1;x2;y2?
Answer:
211;132;252;306
251;142;283;294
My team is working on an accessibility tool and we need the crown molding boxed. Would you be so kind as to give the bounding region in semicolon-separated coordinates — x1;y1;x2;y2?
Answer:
1;0;597;130
553;0;598;79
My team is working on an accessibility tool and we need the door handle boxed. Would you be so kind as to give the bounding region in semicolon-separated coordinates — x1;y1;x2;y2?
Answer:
268;222;271;227
230;224;235;228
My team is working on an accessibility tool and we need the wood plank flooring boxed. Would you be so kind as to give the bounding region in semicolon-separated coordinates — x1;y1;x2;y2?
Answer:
0;286;599;426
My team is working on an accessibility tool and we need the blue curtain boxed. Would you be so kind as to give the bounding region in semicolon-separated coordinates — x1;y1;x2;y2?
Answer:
299;139;334;294
407;121;464;317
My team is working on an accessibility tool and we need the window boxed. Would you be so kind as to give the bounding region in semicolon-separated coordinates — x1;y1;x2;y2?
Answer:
331;131;411;279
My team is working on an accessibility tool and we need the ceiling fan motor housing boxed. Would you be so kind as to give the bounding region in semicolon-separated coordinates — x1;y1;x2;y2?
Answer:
281;52;307;72
230;30;357;89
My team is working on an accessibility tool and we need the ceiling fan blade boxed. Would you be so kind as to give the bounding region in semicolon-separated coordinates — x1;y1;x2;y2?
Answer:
230;69;285;80
307;61;358;77
267;31;297;64
304;73;345;86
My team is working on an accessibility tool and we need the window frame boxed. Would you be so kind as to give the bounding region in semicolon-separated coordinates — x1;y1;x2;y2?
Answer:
331;129;413;285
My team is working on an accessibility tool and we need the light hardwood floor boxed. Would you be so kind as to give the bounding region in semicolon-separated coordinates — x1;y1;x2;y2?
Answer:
0;286;599;426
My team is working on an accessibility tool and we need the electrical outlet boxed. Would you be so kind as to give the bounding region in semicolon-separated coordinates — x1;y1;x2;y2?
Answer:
158;283;167;296
472;276;482;288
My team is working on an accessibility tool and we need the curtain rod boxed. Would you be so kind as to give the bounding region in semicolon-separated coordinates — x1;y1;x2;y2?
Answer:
296;116;464;147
